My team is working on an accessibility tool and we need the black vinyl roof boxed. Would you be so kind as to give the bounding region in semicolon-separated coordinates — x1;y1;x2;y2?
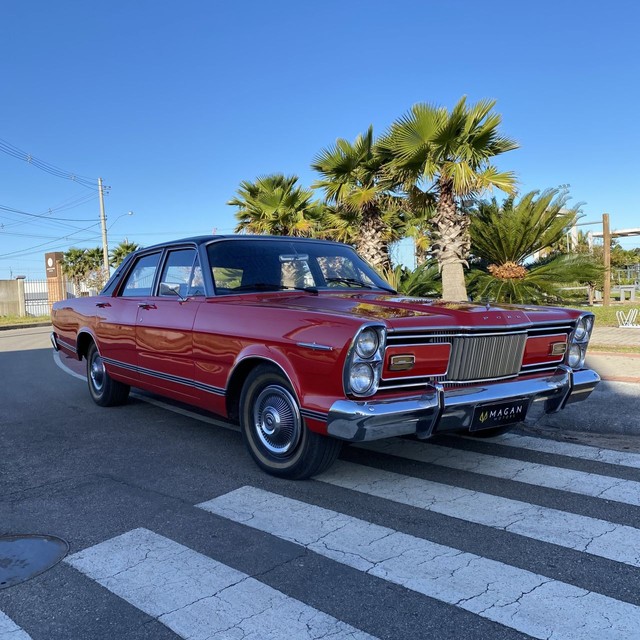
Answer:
141;235;347;252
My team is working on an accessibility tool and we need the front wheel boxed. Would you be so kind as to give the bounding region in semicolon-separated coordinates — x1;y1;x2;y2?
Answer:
87;343;130;407
239;366;341;479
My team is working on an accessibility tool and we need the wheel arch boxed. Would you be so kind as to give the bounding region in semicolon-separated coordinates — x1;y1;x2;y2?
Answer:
76;330;98;360
225;355;300;424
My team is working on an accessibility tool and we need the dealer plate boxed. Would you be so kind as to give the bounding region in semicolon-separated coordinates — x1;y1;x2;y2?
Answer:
471;398;530;431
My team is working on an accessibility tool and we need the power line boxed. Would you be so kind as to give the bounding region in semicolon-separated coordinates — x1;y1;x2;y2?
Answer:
0;201;96;222
0;137;97;189
0;223;101;260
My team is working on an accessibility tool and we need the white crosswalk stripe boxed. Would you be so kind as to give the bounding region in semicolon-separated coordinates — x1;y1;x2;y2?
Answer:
200;486;640;640
356;438;640;506
469;432;640;469
8;400;640;640
0;611;32;640
318;460;640;566
65;527;377;640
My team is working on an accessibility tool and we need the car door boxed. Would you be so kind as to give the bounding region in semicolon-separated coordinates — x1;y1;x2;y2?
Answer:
135;247;204;401
97;251;164;384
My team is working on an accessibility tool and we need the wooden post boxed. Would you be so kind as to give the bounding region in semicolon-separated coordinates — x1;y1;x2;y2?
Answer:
602;213;611;307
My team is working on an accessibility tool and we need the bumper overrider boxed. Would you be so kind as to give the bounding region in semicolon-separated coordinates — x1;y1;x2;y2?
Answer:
327;365;600;442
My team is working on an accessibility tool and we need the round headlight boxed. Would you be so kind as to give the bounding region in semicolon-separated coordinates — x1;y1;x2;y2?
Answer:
574;318;587;341
567;343;584;369
349;362;374;394
355;329;379;359
584;316;594;335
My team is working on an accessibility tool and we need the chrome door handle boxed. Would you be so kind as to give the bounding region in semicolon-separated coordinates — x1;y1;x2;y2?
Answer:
138;303;157;310
95;302;111;308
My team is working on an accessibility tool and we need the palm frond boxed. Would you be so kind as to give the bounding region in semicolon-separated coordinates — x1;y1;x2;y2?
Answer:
470;189;580;264
468;254;601;304
229;174;324;237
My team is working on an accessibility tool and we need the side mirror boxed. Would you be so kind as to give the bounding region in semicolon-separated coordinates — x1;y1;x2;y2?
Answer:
159;282;185;299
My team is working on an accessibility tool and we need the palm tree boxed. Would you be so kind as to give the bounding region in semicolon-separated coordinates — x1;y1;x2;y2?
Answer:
60;248;88;295
84;247;104;272
380;97;519;301
467;190;602;304
383;260;441;297
84;247;109;291
111;240;140;267
312;126;405;272
401;186;437;266
229;174;323;237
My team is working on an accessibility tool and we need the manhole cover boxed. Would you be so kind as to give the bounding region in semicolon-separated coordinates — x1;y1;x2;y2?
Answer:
0;535;69;589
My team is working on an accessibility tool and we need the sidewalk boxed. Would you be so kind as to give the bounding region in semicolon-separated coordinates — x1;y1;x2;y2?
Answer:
587;326;640;384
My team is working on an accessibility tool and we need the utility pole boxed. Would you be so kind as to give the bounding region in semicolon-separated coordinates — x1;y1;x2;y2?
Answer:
98;177;109;274
603;213;611;307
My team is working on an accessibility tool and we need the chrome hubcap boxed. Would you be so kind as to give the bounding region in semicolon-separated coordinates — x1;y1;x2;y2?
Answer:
90;354;105;392
253;385;301;456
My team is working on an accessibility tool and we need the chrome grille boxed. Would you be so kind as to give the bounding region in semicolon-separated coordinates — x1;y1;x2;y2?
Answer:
433;332;527;382
385;329;531;386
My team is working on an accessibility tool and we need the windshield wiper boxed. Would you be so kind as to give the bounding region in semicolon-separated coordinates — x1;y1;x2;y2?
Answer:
231;283;318;295
325;277;396;294
325;277;373;288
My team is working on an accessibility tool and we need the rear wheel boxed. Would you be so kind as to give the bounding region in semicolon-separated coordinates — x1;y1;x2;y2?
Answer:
239;365;341;479
86;343;130;407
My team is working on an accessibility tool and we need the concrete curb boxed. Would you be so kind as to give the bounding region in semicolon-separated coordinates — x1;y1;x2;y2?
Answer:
588;350;640;359
596;375;640;384
0;321;51;331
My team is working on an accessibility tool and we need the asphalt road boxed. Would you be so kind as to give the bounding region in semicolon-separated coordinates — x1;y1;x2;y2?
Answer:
1;327;640;640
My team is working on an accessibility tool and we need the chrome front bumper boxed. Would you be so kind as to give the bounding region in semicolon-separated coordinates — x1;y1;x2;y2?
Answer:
327;366;600;442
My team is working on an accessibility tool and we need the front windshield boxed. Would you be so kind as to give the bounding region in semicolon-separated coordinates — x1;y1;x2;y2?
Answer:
206;238;394;295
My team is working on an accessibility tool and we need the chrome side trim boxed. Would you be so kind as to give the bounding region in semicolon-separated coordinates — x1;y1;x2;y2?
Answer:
101;356;226;397
296;342;334;352
300;408;329;423
56;336;76;353
327;367;600;442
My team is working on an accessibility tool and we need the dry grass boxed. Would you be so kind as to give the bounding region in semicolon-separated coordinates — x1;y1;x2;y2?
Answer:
0;315;50;327
588;344;640;355
586;305;639;328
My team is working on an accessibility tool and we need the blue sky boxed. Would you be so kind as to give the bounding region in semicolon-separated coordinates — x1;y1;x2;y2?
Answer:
1;0;639;279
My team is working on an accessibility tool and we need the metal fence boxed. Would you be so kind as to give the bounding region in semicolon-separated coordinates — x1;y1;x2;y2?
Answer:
22;279;76;317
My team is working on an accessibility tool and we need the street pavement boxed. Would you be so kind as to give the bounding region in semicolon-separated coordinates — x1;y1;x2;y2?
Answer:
1;327;640;639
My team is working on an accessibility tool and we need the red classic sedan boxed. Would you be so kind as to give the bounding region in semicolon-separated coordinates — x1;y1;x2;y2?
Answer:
51;236;599;478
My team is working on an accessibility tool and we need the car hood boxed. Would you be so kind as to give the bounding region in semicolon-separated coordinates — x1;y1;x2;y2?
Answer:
231;292;578;330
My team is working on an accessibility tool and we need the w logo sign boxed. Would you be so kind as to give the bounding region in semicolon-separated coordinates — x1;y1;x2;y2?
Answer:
617;309;640;328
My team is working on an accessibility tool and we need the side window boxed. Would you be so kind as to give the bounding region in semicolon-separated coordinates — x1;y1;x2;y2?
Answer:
159;248;204;297
119;253;161;297
208;241;283;294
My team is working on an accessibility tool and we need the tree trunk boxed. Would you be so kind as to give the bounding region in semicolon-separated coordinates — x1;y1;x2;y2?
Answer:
414;236;429;267
440;262;468;301
356;204;391;273
431;179;470;301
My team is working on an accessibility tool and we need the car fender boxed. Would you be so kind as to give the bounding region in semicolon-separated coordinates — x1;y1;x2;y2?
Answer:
230;344;302;400
75;328;100;360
